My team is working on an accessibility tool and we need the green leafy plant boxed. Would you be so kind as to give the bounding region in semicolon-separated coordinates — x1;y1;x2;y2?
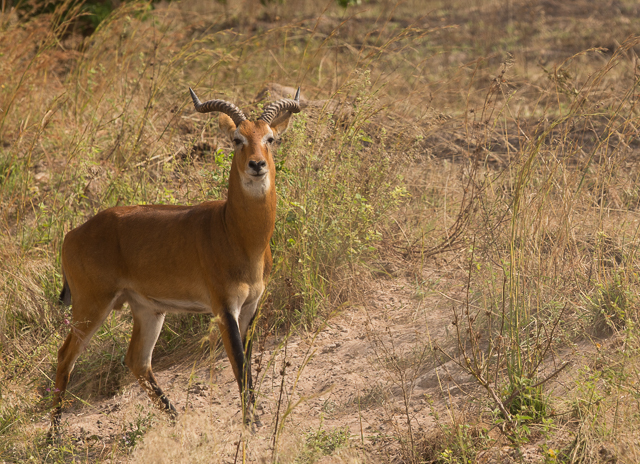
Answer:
297;425;351;463
588;274;635;335
121;406;156;450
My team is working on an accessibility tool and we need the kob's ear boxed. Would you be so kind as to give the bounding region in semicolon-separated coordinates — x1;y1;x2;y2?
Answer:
269;111;294;138
219;113;237;142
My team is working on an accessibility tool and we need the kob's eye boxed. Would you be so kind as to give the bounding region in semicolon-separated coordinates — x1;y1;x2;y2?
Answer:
233;138;243;145
266;137;275;144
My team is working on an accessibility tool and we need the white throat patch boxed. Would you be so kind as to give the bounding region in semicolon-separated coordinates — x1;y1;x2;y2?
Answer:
242;174;270;198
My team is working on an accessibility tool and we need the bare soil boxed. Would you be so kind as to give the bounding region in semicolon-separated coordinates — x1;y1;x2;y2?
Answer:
41;263;561;463
40;269;458;460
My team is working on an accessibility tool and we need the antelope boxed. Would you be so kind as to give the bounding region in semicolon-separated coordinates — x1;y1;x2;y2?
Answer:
48;87;301;436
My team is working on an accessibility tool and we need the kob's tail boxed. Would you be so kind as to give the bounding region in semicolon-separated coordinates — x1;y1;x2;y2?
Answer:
59;275;71;306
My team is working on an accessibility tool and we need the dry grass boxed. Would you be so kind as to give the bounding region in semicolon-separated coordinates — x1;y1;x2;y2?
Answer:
2;0;640;462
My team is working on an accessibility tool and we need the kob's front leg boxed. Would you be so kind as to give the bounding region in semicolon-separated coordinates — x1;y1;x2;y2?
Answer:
219;311;257;425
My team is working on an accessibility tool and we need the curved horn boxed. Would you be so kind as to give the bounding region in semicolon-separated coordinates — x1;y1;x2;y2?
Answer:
258;87;301;125
189;88;247;127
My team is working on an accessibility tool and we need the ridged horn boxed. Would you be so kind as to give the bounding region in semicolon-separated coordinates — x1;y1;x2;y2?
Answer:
258;87;301;125
189;88;247;127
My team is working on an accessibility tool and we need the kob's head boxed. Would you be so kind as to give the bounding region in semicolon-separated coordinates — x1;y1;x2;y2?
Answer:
189;88;300;198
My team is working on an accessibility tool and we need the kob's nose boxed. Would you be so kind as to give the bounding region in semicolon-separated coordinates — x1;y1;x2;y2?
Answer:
248;160;267;174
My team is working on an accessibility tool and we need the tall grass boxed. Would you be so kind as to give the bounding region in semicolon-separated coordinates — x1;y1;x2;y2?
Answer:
402;38;640;463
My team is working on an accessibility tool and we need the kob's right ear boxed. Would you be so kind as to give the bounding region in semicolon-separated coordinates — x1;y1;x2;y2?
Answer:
219;114;237;143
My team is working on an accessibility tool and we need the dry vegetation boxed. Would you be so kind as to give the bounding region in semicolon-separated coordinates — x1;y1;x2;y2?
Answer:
2;0;640;462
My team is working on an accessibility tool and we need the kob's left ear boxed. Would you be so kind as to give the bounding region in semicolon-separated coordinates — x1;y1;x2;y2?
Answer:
269;111;294;137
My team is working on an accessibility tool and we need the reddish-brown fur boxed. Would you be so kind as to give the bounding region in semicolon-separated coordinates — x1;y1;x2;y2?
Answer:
49;109;293;436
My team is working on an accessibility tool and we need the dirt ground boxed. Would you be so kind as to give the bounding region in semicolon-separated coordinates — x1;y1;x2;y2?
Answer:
41;271;440;457
39;263;566;463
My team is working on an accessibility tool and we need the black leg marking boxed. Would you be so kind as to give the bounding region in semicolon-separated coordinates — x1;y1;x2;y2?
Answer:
138;375;177;420
151;382;178;417
243;312;263;428
223;311;252;423
47;406;63;442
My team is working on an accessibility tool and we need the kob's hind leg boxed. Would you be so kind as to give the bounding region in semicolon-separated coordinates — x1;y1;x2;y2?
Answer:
49;297;112;438
125;304;176;418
